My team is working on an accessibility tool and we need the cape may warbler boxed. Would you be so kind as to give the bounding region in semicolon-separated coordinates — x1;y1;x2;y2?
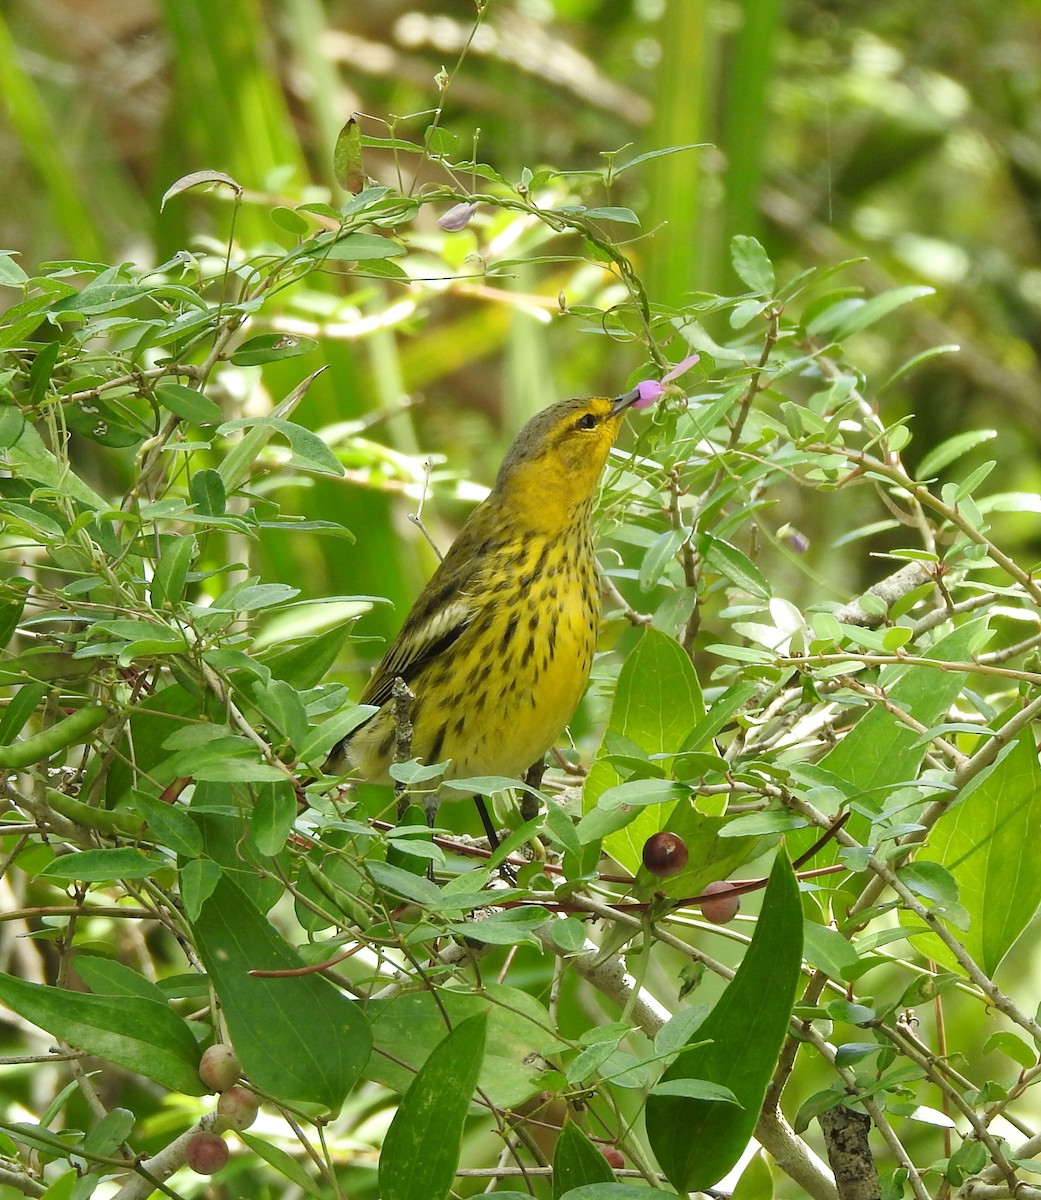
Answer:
326;386;646;798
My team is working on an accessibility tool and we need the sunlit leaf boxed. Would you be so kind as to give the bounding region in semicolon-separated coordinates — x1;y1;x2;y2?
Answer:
160;169;243;210
334;115;365;194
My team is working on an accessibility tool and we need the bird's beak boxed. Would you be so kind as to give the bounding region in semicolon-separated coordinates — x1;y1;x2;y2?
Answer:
610;386;643;415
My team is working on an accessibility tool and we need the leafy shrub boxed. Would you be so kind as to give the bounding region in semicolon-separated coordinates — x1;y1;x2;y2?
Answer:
2;127;1040;1200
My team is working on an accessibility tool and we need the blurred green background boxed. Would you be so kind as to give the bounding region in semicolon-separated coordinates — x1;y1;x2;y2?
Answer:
7;0;1041;416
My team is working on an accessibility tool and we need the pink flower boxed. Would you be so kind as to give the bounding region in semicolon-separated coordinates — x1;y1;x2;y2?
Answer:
436;202;479;231
629;353;700;409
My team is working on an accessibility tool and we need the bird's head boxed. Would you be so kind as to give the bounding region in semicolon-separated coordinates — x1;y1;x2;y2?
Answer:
488;389;642;533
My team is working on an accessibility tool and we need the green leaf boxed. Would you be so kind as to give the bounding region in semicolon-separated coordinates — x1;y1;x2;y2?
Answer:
180;857;221;923
878;343;960;394
212;581;299;612
324;232;406;261
826;999;876;1025
581;206;640;224
1;417;107;509
448;906;550;948
458;1196;531;1200
916;429;997;480
103;682;199;808
646;852;802;1193
915;728;1041;974
679;682;758;756
731;1152;774;1200
166;735;286;783
730;235;775;295
803;618;990;867
649;1079;741;1105
263;622;355;689
160;169;242;210
379;1014;487;1200
0;973;203;1095
215;367;328;490
639;528;685;592
40;1172;77;1200
190;467;226;516
298;704;379;762
155;383;223;426
333;115;365;194
948;1139;988;1185
953;459;996;502
28;340;61;402
696;532;771;599
229;334;319;366
983;1031;1036;1070
368;985;558;1111
543;797;581;859
551;917;588;953
240;1132;325;1198
190;874;372;1109
808;285;934;340
898;861;959;906
793;1088;845;1135
834;1042;881;1067
150;534;195;610
217;415;342;476
597;779;684;811
252;781;298;857
271;205;311;235
82;1107;135;1156
802;921;861;982
252;678;309;749
0;679;46;743
128;789;202;856
614;142;707;175
553;1121;616;1198
368;860;444;907
51;282;150;316
73;956;168;1004
585;628;704;876
0;251;29;286
40;848;169;882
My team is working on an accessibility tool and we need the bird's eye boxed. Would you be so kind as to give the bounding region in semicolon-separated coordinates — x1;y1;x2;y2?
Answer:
575;413;598;431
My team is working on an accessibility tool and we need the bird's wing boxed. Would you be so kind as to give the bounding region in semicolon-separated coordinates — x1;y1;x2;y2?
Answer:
359;596;475;709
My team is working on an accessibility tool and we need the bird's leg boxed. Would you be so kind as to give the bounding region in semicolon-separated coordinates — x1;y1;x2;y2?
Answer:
520;758;546;821
474;795;500;850
422;789;441;828
474;795;519;886
419;791;442;881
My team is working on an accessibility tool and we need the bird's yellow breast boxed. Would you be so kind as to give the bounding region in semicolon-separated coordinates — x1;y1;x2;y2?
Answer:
346;530;599;785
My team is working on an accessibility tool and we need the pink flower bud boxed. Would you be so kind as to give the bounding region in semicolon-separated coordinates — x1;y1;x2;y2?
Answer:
436;202;479;231
630;353;700;409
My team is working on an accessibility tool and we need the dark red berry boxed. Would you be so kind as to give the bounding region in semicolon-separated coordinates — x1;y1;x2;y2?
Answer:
601;1146;625;1170
699;880;741;925
185;1131;229;1175
642;832;689;877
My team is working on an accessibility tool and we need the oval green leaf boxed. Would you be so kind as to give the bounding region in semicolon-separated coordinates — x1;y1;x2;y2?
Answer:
379;1013;488;1200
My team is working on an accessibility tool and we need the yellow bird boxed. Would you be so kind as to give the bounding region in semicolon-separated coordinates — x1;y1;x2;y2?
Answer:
326;386;646;831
